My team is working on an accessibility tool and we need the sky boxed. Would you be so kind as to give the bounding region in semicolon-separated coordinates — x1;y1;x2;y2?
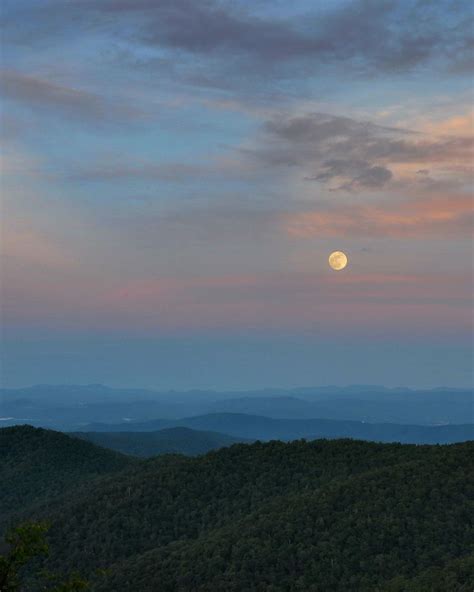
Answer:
0;0;473;390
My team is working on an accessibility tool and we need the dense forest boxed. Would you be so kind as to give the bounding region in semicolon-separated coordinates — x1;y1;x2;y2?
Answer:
1;426;473;591
0;426;134;523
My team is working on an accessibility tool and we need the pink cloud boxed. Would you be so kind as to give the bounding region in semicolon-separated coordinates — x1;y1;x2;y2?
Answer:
284;195;473;239
1;227;76;268
417;109;474;139
4;270;470;340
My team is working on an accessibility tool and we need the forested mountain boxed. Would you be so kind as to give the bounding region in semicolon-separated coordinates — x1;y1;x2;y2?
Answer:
382;554;474;591
72;427;248;457
80;413;474;444
1;426;472;591
98;445;474;592
0;425;135;523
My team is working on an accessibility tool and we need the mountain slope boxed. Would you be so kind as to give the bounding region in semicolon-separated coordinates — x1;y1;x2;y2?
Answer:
0;425;135;521
72;427;249;457
20;439;435;574
12;439;471;590
3;429;472;591
98;444;474;592
381;553;474;591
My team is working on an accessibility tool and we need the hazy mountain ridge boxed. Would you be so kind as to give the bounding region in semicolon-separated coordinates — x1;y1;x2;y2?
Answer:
1;384;472;429
76;413;474;445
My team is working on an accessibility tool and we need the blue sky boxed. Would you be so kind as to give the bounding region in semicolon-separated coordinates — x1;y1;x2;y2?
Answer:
1;0;473;388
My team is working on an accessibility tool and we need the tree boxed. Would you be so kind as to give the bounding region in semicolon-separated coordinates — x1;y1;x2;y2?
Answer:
0;522;89;592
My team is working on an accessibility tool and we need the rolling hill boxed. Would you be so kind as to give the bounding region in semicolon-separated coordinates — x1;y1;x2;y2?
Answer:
72;427;249;457
0;425;135;522
97;446;474;592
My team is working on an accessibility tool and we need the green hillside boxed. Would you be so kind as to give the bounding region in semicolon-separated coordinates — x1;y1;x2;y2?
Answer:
72;427;248;457
1;427;472;591
381;553;474;591
0;425;135;522
98;444;472;592
27;438;425;575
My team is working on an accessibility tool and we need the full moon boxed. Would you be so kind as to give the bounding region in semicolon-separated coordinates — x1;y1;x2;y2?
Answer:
328;250;348;271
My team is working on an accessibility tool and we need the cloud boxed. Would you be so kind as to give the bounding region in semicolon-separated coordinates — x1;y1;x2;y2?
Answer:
56;106;472;205
1;226;75;269
0;146;42;176
2;0;472;93
80;0;474;75
102;205;280;249
417;109;474;138
284;194;473;239
0;70;140;123
344;165;393;189
306;160;393;190
67;154;261;186
70;162;209;182
249;111;473;190
3;267;471;337
134;0;313;59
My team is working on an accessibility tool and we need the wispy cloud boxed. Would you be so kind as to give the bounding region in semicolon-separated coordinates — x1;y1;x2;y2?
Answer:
70;162;210;182
80;0;474;76
1;226;75;269
3;268;471;338
0;69;142;123
2;0;472;93
284;194;473;239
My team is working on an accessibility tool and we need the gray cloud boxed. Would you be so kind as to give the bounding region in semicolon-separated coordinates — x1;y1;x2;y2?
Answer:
93;0;474;74
253;113;400;189
2;0;472;92
264;114;390;144
251;112;473;191
137;1;314;59
0;70;141;123
307;160;393;190
70;162;209;182
353;165;393;188
69;109;472;192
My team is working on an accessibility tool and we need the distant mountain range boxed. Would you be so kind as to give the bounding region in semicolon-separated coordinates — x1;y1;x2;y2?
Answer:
1;384;472;430
74;413;474;445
